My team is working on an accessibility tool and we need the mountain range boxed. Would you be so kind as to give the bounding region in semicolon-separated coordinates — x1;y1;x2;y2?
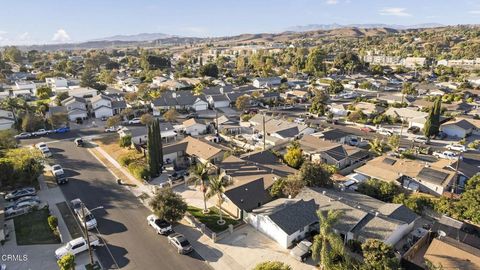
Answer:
285;23;444;32
90;32;174;42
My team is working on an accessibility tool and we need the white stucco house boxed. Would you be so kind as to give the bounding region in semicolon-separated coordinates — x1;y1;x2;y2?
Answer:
46;77;68;89
0;109;15;130
440;119;476;138
207;95;230;108
67;87;98;100
182;118;207;136
61;96;88;121
91;94;114;119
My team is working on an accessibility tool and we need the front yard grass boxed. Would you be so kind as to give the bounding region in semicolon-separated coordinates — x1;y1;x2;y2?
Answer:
14;208;61;245
187;206;239;233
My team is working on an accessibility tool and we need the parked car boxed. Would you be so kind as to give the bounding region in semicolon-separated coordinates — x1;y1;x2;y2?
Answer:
70;198;83;215
168;170;189;181
7;195;40;207
74;138;84;147
147;214;173;235
128;118;141;124
378;129;393;136
51;164;64;176
35;142;48;150
41;148;52;157
290;240;312;262
55;127;70;133
348;137;359;146
446;143;466;152
413;136;429;144
14;132;31;139
55;234;101;259
75;117;83;124
435;132;447;139
407;126;420;134
104;126;119;133
33;129;49;136
360;127;374;133
5;200;39;216
100;116;108;121
294;117;305;124
55;173;68;185
167;233;193;254
433;151;458;160
4;187;36;201
77;208;97;230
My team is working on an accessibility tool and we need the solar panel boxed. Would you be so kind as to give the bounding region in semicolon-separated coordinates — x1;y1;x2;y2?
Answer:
417;167;449;185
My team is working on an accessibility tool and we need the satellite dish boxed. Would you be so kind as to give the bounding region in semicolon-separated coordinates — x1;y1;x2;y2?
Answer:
437;230;446;238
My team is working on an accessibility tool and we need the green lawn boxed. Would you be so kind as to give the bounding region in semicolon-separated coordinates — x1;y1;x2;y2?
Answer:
14;208;61;245
187;206;239;233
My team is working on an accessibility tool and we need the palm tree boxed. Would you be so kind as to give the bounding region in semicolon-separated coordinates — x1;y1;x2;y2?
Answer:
311;209;347;270
206;172;227;225
368;138;385;156
189;163;210;213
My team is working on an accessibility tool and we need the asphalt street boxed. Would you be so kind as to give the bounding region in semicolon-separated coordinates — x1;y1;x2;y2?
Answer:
23;131;211;270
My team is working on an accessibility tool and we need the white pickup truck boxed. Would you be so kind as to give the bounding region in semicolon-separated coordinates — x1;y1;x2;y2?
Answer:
433;151;458;160
55;234;101;259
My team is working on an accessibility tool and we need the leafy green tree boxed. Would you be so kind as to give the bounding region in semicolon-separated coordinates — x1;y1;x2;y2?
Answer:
368;138;386;156
401;82;417;95
312;210;347;270
3;46;22;63
253;261;292;270
333;52;361;74
388;135;400;151
423;99;441;138
357;178;399;202
297;161;333;187
119;135;132;148
199;63;219;78
106;115;122;128
57;253;75;270
80;66;97;88
36;86;53;99
97;69;117;84
235;95;251;111
283;142;304;169
149;188;187;223
206;172;227;225
147;119;163;177
21;113;44;132
189;163;210;213
140;113;153;125
304;47;326;76
0;130;17;150
163;108;178;122
361;239;400;270
1;148;44;187
269;178;286;198
49;112;68;129
328;80;344;94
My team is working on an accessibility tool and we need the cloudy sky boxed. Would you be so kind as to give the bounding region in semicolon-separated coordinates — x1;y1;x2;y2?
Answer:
0;0;479;45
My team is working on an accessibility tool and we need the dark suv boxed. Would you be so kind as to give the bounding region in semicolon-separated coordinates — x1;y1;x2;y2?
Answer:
55;173;68;185
168;170;189;181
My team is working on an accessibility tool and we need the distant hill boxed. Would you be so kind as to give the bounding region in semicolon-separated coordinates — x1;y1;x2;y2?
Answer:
90;32;175;42
286;23;444;32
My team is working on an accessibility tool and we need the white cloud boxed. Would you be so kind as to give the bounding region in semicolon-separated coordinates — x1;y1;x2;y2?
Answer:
18;32;29;40
326;0;339;4
469;10;480;14
379;7;411;17
52;29;71;42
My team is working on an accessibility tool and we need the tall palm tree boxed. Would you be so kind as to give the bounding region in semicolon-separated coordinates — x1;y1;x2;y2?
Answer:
206;172;227;225
189;163;210;213
311;209;347;270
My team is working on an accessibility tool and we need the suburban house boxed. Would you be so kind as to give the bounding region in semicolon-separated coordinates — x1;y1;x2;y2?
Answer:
67;87;98;99
46;77;68;89
376;93;416;105
282;89;310;101
206;94;230;108
248;114;316;144
355;156;457;196
151;91;208;114
219;150;297;219
385;107;428;129
0;110;15;130
248;187;418;249
299;135;370;174
182;118;207;136
91;94;114;119
354;102;385;116
329;103;349;117
164;136;227;165
61;96;88;121
440;118;478;138
217;115;244;135
119;123;177;145
253;77;282;88
316;129;355;144
12;81;37;98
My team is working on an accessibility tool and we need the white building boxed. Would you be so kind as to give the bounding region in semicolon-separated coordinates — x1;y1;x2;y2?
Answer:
253;77;282;88
91;94;114;119
67;87;98;99
0;110;15;130
46;77;68;89
61;96;88;121
13;81;37;97
182;118;207;136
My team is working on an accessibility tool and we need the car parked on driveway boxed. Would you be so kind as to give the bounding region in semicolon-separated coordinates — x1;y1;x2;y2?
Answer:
167;233;193;254
446;143;466;152
433;151;458;160
147;214;173;235
51;164;64;176
74;138;84;147
7;195;40;206
290;240;312;262
5;200;39;216
168;170;189;181
14;132;31;139
55;234;101;259
4;187;36;201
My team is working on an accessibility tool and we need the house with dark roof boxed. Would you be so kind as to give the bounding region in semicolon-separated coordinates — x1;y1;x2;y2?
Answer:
299;135;370;173
151;91;208;114
440;118;477;138
223;178;271;219
0;110;15;131
248;199;318;248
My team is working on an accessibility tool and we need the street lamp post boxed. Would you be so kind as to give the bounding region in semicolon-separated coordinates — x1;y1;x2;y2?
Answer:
81;203;104;266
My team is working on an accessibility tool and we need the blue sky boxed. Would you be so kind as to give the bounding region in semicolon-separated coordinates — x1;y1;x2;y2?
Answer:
0;0;479;45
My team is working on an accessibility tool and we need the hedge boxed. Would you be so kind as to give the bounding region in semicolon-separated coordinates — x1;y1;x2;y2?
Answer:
128;162;149;180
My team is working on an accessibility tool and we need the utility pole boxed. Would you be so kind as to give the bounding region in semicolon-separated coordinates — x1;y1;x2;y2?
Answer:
215;109;219;136
452;152;462;194
262;113;266;150
81;203;94;266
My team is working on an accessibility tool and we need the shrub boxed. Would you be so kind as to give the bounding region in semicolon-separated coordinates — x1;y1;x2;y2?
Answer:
128;162;149;180
48;215;58;232
119;135;132;148
118;153;137;166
